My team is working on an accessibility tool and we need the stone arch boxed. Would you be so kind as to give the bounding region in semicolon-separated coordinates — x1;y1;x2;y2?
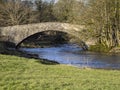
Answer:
0;22;90;50
16;30;71;48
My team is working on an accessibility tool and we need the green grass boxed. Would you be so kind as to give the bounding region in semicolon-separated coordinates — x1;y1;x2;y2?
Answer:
0;54;120;90
89;44;110;53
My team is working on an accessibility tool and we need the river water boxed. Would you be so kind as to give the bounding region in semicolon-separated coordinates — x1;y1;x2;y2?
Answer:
20;44;120;69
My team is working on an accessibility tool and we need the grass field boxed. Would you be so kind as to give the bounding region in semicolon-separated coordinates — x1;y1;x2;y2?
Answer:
0;54;120;90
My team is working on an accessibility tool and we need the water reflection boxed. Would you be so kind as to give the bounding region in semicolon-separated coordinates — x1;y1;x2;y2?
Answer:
20;44;120;69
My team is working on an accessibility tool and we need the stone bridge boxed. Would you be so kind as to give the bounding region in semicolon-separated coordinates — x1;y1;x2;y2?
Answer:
0;22;94;49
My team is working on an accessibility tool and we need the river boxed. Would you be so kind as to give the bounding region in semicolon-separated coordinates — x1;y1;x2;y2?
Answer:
20;44;120;69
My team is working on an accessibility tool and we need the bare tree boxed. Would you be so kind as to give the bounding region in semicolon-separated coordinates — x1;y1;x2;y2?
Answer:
53;0;86;24
81;0;120;48
0;1;37;26
35;0;56;22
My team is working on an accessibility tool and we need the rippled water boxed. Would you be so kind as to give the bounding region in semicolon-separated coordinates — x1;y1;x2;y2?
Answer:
20;44;120;69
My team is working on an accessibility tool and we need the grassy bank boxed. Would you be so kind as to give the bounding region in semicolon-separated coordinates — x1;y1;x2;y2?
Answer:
0;54;120;90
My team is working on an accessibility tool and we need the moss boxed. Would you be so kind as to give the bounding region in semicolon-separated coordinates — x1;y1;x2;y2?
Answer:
89;44;110;53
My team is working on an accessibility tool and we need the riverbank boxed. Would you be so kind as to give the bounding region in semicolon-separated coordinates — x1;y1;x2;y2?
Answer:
0;54;120;90
88;44;120;55
0;44;59;65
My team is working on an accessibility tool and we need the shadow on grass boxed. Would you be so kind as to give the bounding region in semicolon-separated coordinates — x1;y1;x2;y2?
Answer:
35;59;59;65
1;49;59;65
0;41;59;65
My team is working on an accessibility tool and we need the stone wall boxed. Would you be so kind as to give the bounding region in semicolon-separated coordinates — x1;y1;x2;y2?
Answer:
0;22;95;48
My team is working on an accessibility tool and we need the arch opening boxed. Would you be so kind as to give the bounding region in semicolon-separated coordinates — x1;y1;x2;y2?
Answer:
16;30;74;48
16;30;88;50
